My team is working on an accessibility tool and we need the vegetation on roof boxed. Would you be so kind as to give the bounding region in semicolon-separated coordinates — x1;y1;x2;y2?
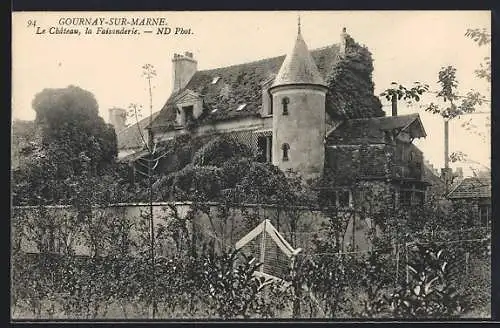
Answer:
325;34;384;120
150;45;340;131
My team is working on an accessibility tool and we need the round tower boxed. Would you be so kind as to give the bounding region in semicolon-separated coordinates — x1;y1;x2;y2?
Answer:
269;20;327;180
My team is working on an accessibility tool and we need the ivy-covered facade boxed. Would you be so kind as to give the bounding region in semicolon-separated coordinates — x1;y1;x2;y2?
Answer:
115;23;430;209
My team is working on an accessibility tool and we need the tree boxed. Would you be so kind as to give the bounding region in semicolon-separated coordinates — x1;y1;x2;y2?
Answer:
465;28;491;82
423;66;485;191
325;33;384;120
32;85;117;176
12;86;120;206
380;82;429;116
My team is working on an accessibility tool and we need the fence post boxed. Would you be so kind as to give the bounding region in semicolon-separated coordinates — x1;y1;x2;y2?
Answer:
353;212;357;250
395;240;399;287
465;251;470;277
259;220;266;273
405;241;409;286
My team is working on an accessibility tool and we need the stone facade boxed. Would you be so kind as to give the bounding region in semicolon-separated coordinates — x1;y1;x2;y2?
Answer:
270;86;326;180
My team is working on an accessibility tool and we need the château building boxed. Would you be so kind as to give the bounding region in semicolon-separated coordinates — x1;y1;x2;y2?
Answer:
111;23;431;208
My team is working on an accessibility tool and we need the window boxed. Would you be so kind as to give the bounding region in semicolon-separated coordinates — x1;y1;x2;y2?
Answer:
183;106;194;123
282;143;290;161
257;135;272;163
479;205;491;226
338;190;350;208
414;191;424;206
282;97;289;115
400;190;412;207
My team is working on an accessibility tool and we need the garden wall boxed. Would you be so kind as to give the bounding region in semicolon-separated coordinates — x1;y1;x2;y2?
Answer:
12;202;377;257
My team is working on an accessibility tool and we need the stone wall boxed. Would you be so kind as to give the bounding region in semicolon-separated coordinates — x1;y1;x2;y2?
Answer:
12;202;379;257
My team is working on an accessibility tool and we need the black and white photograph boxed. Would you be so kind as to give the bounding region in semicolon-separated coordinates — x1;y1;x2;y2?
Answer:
11;10;491;320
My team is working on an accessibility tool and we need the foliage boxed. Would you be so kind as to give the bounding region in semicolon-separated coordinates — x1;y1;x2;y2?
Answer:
380;82;429;103
295;212;354;317
423;66;484;120
388;244;465;318
154;147;313;206
12;86;121;206
199;249;271;319
191;135;255;167
353;238;394;318
32;85;117;175
169;164;225;201
326;34;384;119
465;28;491;82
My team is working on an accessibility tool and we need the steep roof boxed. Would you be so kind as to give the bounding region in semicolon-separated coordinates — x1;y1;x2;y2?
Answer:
447;173;491;199
117;112;161;150
150;44;340;131
272;31;326;87
326;113;426;144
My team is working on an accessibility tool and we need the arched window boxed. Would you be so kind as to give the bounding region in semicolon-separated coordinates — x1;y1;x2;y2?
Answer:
282;143;290;161
282;97;289;115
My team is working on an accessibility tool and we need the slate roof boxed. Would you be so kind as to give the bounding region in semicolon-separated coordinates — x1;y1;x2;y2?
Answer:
447;173;491;199
325;113;426;144
117;112;160;150
150;44;341;131
272;31;326;87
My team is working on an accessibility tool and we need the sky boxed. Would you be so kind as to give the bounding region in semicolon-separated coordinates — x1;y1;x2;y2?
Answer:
12;11;491;176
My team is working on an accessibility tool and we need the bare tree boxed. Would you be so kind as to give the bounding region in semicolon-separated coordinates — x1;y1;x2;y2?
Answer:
126;64;170;318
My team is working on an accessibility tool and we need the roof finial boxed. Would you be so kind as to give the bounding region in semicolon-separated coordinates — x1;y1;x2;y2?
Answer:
297;13;301;34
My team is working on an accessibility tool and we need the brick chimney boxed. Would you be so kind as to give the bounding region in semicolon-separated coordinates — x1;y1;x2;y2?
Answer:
108;107;127;133
172;51;197;93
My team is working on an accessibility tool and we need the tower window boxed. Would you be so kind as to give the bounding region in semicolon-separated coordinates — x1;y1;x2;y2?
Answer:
282;143;290;161
282;97;289;115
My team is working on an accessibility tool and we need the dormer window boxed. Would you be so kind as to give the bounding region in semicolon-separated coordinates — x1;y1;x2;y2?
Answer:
282;97;289;115
212;76;220;84
282;143;290;161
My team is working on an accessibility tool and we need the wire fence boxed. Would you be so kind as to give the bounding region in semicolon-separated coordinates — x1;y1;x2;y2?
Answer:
193;214;491;306
11;203;492;319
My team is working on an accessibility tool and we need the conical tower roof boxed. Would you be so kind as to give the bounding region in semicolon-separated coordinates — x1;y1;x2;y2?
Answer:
272;25;326;87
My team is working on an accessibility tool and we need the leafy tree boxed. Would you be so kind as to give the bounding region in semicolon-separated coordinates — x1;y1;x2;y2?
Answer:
380;81;429;116
32;85;117;176
424;66;484;120
465;28;491;82
326;33;384;119
12;86;121;206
